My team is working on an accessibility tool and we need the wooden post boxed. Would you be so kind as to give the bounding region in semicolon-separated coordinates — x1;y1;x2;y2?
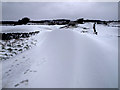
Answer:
93;22;97;35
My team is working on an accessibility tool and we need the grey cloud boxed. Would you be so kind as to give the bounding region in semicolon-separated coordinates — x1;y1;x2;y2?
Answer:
2;2;118;21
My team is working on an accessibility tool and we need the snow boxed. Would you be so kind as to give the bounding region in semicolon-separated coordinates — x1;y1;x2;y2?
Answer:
1;25;64;33
1;23;118;88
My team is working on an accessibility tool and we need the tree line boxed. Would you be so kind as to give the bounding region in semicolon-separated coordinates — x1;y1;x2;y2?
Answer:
0;17;119;26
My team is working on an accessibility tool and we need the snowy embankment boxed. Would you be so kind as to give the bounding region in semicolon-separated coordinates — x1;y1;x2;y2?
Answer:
1;23;118;88
0;25;61;60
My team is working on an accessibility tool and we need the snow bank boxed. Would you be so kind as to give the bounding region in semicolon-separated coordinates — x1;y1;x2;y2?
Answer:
2;24;118;88
1;25;64;33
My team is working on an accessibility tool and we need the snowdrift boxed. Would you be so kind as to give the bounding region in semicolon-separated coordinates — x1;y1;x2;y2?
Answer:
1;24;118;88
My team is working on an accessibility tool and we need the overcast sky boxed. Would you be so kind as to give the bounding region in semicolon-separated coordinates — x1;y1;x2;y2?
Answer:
2;2;118;21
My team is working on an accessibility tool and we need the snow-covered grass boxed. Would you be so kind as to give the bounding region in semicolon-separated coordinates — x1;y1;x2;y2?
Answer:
0;36;38;60
1;23;118;88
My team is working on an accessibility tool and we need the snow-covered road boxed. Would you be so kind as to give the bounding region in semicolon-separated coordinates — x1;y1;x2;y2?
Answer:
2;24;118;88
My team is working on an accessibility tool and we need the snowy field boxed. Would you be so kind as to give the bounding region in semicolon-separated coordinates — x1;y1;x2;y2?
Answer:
1;23;118;88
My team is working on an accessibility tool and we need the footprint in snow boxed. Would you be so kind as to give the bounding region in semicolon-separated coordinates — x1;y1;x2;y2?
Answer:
5;69;12;76
13;59;18;64
24;69;30;74
24;69;37;74
29;70;37;72
5;69;11;74
14;79;29;87
11;65;14;67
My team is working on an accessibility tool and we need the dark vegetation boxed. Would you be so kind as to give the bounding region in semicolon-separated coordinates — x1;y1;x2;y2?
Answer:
1;31;39;40
1;17;30;26
0;37;38;60
1;17;119;26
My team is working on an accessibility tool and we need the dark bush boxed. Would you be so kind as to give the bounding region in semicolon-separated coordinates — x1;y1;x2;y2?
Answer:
18;17;30;25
